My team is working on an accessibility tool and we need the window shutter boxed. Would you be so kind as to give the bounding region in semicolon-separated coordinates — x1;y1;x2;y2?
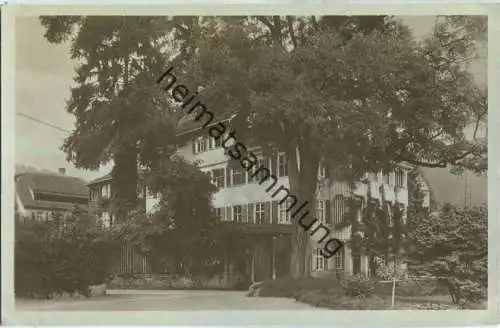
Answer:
389;172;395;186
226;167;232;187
270;154;277;176
272;201;279;224
264;201;271;224
247;203;254;224
192;138;196;154
242;204;248;223
325;199;332;226
225;206;231;222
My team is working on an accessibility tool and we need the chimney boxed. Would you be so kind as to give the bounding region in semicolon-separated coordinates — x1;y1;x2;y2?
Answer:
58;168;66;175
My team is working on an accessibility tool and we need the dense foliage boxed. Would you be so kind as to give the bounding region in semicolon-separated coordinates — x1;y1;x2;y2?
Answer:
406;203;487;307
40;15;487;279
111;156;224;277
15;209;117;298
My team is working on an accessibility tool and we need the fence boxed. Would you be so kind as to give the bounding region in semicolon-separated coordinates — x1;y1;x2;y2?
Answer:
111;244;151;274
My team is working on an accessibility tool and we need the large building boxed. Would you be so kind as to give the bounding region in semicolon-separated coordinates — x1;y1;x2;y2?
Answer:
165;113;427;281
15;166;89;219
88;112;434;282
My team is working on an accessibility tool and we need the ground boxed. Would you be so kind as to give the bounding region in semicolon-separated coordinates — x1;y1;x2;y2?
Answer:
16;290;319;311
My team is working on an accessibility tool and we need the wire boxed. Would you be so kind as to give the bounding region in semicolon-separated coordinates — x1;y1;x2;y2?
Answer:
17;112;71;133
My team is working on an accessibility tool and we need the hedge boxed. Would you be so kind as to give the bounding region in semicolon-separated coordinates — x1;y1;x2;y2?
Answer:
15;211;117;298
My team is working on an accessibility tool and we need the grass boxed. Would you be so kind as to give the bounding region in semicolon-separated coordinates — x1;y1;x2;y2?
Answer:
257;276;487;310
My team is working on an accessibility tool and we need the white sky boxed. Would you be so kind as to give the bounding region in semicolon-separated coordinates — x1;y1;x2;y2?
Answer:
14;16;487;182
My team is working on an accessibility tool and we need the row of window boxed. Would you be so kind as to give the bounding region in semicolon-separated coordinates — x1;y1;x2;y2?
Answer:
207;161;405;191
367;169;405;188
313;247;345;271
207;154;329;189
89;184;111;201
215;196;402;228
214;200;328;225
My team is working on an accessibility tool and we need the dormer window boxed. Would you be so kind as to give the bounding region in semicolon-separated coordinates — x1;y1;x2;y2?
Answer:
194;136;209;154
210;136;223;149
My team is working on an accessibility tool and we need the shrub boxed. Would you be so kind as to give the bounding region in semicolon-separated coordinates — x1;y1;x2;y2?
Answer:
340;274;375;298
15;211;116;298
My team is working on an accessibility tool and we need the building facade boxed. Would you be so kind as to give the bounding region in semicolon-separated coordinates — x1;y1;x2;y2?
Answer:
88;115;432;282
87;173;153;227
168;116;421;282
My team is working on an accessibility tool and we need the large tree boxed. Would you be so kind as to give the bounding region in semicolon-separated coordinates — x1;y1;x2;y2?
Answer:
165;16;486;278
40;16;180;219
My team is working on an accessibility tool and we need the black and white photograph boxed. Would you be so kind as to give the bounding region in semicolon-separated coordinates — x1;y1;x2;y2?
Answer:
2;4;496;326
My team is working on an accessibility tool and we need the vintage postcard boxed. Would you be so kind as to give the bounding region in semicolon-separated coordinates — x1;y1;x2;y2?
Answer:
1;2;498;326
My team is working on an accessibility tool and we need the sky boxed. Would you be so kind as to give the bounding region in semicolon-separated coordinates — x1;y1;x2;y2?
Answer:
14;16;487;183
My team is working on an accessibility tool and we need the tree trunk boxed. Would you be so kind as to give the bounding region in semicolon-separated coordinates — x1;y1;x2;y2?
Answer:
287;144;319;278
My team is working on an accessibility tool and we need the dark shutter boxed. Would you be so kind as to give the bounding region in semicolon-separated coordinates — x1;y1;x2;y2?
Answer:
264;201;271;224
272;201;279;224
192;137;196;154
325;199;332;226
226;167;232;187
242;204;248;223
269;154;277;176
247;203;254;224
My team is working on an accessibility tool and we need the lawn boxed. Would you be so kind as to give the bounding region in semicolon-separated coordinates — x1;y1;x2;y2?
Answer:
256;276;487;310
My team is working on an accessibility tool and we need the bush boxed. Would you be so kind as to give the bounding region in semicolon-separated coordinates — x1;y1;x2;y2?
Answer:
15;211;117;298
340;274;375;298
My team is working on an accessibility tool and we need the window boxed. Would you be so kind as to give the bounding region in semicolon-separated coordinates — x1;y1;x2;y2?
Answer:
316;200;326;224
333;196;345;224
313;248;327;272
318;164;326;179
255;202;266;224
278;200;292;224
334;248;345;270
195;136;208;154
382;171;390;185
277;153;288;177
210;136;222;149
368;172;378;182
211;168;225;188
231;167;246;186
101;184;109;198
215;208;225;221
251;156;268;182
35;211;45;220
232;205;243;223
395;168;404;187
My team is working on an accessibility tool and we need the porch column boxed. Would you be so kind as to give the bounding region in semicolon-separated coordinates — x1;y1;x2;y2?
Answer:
272;236;276;279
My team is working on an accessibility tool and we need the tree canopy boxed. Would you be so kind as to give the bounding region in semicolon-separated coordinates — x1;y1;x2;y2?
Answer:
41;15;487;278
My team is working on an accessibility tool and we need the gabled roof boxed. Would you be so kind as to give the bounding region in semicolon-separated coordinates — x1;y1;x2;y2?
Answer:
176;111;236;136
16;171;89;211
87;173;113;186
